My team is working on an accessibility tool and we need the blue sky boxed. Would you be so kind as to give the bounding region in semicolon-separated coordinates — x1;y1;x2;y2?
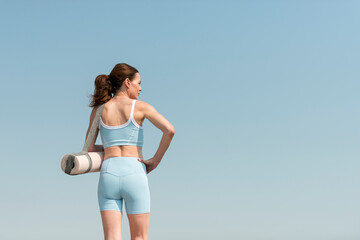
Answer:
0;1;359;239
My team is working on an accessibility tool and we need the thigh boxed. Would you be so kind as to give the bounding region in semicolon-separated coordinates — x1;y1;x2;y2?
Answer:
100;210;122;240
127;213;150;240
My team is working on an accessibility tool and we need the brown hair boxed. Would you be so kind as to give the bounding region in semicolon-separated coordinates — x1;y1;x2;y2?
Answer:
89;63;139;108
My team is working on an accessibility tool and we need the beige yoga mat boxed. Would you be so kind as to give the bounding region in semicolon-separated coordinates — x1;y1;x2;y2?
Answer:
61;151;104;175
61;104;105;175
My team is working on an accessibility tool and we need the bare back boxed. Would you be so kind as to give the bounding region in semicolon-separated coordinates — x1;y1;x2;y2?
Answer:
100;98;145;159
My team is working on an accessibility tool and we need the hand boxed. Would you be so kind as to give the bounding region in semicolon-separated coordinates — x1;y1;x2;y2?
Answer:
137;157;160;174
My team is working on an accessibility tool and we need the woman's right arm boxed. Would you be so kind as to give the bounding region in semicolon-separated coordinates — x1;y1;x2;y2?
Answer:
137;101;175;173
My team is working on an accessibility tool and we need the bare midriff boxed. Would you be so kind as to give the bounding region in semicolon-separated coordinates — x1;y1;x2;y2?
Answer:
103;145;144;160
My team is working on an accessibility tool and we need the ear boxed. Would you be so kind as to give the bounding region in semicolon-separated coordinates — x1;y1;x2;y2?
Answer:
124;78;131;88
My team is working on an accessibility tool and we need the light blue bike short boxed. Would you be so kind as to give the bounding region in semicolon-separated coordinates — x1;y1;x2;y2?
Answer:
97;157;150;214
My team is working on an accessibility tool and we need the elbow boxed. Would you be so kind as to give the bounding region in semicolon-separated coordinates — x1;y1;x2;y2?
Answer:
165;126;175;136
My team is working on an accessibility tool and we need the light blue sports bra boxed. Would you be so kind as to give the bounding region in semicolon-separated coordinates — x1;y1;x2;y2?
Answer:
99;100;144;148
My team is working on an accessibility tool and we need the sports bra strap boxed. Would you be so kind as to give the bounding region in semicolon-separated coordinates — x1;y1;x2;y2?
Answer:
130;100;136;120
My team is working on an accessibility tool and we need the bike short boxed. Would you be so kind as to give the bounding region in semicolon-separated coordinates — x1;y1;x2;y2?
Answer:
97;156;150;214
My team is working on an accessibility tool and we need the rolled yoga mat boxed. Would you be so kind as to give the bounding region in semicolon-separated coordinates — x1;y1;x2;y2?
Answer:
61;151;104;175
61;104;105;175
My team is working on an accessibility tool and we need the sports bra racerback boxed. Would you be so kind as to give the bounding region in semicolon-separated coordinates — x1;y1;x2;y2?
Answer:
99;99;144;148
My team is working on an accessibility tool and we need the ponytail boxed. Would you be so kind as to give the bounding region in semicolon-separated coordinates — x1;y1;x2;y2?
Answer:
89;74;112;108
88;63;139;108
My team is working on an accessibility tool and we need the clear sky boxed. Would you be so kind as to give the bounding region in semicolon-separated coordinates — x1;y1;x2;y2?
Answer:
1;1;359;239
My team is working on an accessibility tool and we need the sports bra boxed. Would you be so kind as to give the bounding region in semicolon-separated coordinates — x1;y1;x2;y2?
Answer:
99;99;144;148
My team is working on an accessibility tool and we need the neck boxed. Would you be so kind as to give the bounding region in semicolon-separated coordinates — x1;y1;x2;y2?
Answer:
112;91;130;100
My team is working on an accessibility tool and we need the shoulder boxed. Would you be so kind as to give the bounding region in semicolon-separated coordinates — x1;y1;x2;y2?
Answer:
89;104;103;121
91;104;104;114
135;100;155;111
135;100;158;118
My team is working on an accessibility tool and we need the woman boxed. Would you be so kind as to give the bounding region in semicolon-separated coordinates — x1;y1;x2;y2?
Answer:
85;63;175;240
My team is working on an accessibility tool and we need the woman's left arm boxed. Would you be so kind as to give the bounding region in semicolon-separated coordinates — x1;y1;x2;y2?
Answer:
85;106;104;152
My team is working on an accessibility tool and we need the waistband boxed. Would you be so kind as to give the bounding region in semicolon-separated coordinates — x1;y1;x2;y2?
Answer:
104;156;143;161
